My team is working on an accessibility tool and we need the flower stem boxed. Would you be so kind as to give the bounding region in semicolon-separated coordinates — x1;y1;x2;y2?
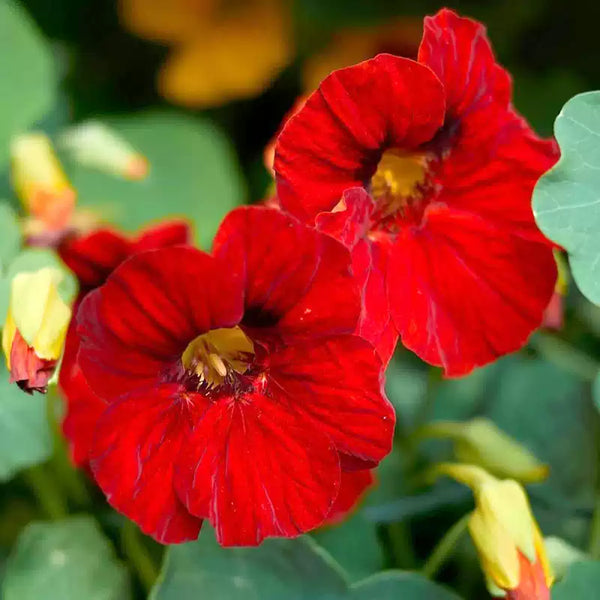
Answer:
422;513;470;579
121;520;159;593
23;465;68;520
589;494;600;559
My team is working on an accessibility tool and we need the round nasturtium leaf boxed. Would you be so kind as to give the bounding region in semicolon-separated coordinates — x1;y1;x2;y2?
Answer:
533;91;600;306
350;573;461;600
0;0;56;168
552;561;600;599
63;111;246;250
0;359;51;482
151;526;460;600
2;517;130;600
312;512;384;582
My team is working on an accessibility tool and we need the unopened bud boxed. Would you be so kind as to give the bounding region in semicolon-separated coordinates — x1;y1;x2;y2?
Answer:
11;133;76;230
59;121;148;180
420;418;549;483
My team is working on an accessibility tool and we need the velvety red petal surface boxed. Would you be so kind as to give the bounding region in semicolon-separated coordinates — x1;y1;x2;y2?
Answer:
59;221;190;290
325;469;375;525
59;318;106;467
175;391;340;546
77;247;242;400
438;110;558;245
387;205;557;376
213;206;360;343
274;55;445;222
418;8;510;121
132;220;190;252
316;189;398;365
268;335;394;468
90;384;204;543
59;230;131;290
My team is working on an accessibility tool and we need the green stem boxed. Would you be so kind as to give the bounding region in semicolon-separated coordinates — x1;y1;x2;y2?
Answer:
422;513;470;579
121;520;159;593
589;494;600;559
531;332;600;382
388;522;418;569
23;465;68;520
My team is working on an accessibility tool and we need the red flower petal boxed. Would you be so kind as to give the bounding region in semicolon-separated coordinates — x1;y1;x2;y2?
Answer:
387;205;557;376
8;329;56;394
213;206;361;343
325;469;375;525
316;188;398;365
90;384;204;543
268;335;394;468
175;391;340;546
438;110;558;244
315;187;374;251
133;220;190;252
59;230;131;290
77;247;243;401
59;220;191;290
59;317;106;467
274;55;445;222
418;8;511;120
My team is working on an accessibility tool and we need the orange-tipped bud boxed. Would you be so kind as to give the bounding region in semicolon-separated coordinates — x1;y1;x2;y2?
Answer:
59;121;149;181
2;267;72;393
437;464;553;599
11;133;76;230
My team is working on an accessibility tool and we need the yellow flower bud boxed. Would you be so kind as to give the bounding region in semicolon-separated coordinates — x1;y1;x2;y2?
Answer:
420;418;549;483
2;267;72;393
10;133;76;230
58;121;149;180
437;464;553;599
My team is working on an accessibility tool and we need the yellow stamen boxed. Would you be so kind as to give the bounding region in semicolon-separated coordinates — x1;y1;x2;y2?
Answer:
182;326;254;388
370;149;428;217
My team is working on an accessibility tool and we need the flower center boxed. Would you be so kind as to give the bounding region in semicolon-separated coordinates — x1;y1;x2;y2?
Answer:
370;149;429;217
182;326;255;390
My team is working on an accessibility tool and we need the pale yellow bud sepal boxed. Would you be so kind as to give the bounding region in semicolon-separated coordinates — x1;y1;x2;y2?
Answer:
436;463;554;598
2;267;73;393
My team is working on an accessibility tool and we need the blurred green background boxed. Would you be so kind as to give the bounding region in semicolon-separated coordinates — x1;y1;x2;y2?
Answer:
1;1;600;599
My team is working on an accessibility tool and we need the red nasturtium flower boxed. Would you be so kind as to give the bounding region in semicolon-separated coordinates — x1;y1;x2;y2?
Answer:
73;207;394;545
58;221;191;467
274;9;558;376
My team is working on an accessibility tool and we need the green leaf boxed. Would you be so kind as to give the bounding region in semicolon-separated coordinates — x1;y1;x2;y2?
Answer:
484;356;595;513
350;572;460;600
552;561;600;598
544;536;588;581
0;203;22;270
0;0;56;168
151;527;460;600
2;517;130;600
151;528;348;600
0;361;51;481
312;512;383;582
63;111;246;250
533;91;600;305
